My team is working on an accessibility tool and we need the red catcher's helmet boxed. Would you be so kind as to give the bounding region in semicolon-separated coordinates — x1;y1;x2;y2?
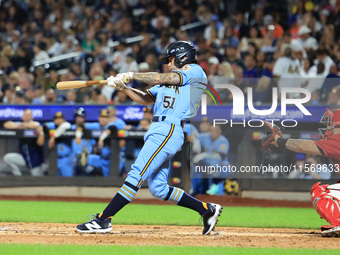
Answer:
319;108;340;139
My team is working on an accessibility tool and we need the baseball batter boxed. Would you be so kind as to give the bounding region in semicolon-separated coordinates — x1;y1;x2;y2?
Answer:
265;108;340;237
77;41;222;235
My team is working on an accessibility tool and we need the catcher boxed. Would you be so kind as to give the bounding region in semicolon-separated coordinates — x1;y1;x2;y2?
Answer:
262;108;340;237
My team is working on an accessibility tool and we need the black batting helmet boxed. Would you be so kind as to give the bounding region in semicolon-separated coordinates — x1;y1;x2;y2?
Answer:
74;107;86;118
161;41;197;68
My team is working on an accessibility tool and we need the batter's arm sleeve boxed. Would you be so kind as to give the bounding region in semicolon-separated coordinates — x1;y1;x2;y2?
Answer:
122;86;155;105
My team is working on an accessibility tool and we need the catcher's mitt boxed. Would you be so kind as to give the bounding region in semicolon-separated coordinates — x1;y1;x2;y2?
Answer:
261;121;283;150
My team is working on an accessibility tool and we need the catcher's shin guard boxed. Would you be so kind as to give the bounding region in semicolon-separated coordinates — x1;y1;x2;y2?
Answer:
311;182;328;203
311;182;340;226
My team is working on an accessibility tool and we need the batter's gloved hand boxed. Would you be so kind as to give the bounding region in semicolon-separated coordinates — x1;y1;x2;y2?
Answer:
107;75;127;90
261;121;283;151
117;72;134;83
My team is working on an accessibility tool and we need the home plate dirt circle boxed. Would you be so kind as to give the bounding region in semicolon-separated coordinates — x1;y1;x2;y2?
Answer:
1;222;340;249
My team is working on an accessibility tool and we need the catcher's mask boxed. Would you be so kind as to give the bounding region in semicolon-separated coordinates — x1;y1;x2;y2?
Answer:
319;108;340;139
160;41;197;68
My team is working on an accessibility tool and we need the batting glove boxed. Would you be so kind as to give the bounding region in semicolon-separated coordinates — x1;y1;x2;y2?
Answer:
107;76;127;90
117;72;134;83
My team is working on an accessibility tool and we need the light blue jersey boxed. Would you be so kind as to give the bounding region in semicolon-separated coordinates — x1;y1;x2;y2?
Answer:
147;64;206;121
123;63;208;205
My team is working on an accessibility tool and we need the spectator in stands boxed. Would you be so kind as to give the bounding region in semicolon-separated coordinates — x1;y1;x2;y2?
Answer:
273;47;302;98
110;41;132;72
293;25;318;52
234;12;248;39
260;24;278;55
221;26;239;49
112;90;133;105
2;109;45;176
34;66;49;92
313;48;335;75
119;53;139;73
0;55;15;76
151;9;170;32
327;87;340;109
47;69;59;90
300;155;331;179
1;89;15;104
97;54;113;78
207;56;220;81
97;94;108;104
223;44;244;69
55;35;78;56
65;90;77;105
239;26;262;53
289;154;331;179
206;27;221;49
43;88;57;104
231;65;247;93
252;76;272;104
137;14;158;36
288;153;306;179
33;42;49;62
11;45;31;71
321;65;340;94
243;54;258;79
81;29;100;56
13;90;27;104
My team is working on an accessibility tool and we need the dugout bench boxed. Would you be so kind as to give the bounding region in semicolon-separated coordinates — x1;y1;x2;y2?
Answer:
0;128;191;191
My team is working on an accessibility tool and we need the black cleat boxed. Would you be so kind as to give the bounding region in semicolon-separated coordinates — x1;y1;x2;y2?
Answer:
202;203;222;235
76;213;112;233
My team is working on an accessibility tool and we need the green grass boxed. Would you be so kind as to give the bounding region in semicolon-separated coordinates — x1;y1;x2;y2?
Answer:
0;244;339;255
0;200;326;229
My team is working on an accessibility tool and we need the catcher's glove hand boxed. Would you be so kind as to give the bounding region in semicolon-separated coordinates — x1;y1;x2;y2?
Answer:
261;121;283;150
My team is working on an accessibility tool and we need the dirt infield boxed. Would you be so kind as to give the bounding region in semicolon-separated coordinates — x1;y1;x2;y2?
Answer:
0;222;338;248
1;195;328;248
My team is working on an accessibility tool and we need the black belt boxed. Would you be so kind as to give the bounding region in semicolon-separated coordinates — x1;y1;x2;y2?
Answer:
152;116;186;128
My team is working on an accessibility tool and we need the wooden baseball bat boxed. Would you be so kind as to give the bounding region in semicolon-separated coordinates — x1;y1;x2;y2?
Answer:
56;77;130;90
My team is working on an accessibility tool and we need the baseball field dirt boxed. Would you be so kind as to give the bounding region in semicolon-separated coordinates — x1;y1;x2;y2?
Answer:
0;222;339;249
2;195;336;249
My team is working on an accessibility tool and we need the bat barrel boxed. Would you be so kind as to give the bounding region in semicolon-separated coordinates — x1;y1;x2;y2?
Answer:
56;80;107;90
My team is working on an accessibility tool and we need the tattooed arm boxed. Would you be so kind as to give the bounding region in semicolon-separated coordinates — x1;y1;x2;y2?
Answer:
272;135;322;155
114;72;180;105
133;72;180;85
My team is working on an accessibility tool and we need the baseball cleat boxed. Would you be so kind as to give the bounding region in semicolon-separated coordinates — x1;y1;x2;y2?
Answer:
202;203;223;235
76;213;112;233
321;226;340;237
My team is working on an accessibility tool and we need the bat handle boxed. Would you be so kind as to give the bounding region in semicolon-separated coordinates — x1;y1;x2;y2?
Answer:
86;80;107;86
